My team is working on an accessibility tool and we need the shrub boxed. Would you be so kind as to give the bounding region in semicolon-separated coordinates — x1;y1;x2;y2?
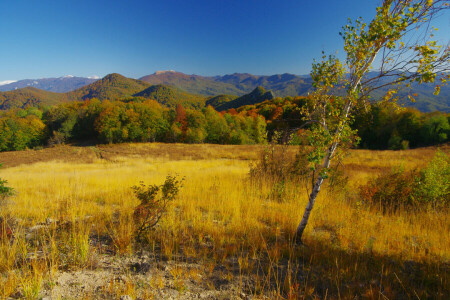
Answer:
250;131;310;183
132;175;183;240
359;167;417;213
414;150;449;208
0;164;14;201
359;150;449;212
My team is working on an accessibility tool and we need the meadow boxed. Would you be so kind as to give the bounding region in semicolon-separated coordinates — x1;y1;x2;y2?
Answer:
0;143;448;299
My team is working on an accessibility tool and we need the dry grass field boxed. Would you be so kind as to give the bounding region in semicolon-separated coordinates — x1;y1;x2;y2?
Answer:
0;143;448;299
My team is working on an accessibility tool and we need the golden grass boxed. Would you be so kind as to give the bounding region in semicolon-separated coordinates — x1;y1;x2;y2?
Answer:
0;143;448;298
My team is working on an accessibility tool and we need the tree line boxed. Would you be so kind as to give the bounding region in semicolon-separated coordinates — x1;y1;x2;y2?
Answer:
227;96;449;149
0;98;267;151
0;95;448;152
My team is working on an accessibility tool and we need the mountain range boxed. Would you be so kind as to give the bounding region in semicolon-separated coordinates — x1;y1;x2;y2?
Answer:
0;74;209;110
0;71;448;112
139;70;313;98
139;71;449;112
0;76;98;93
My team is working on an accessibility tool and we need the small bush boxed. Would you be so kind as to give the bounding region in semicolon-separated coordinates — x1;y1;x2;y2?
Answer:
249;144;303;185
0;164;14;201
132;175;183;240
359;167;417;213
0;179;13;202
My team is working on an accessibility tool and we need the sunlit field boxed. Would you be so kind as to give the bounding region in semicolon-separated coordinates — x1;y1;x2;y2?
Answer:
0;143;448;299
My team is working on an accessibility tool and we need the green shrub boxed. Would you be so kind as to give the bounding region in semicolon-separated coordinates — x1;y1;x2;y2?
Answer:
414;150;449;208
0;164;14;201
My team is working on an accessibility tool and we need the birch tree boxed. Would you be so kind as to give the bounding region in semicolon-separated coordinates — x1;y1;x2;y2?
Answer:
294;0;449;244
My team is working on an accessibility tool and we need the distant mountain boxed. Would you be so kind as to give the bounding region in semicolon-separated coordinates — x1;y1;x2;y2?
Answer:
214;87;275;111
139;71;312;98
68;73;150;101
140;71;244;96
0;76;98;93
213;73;313;97
366;74;450;113
139;71;449;112
134;84;206;109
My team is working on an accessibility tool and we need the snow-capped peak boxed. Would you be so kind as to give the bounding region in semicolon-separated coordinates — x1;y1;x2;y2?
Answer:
0;80;17;86
88;75;100;79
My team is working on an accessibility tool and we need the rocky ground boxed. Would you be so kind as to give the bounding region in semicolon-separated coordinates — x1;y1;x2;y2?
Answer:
4;219;280;300
40;253;252;299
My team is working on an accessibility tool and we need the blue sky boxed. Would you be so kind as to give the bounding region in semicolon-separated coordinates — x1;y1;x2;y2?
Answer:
0;0;448;81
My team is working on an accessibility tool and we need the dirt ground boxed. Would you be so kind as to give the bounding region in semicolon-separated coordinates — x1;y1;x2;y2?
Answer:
0;143;264;169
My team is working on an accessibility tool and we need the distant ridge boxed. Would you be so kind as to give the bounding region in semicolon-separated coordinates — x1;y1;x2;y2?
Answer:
139;71;244;96
140;71;449;112
139;71;313;98
0;76;98;93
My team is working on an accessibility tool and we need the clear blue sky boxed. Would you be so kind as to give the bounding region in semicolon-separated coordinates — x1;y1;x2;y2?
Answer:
0;0;448;81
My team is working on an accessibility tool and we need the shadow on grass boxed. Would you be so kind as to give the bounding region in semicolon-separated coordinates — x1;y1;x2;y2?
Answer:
135;227;449;299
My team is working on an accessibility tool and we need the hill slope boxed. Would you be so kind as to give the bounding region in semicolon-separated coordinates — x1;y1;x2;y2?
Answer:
214;87;275;111
205;94;238;108
0;87;68;110
134;84;206;108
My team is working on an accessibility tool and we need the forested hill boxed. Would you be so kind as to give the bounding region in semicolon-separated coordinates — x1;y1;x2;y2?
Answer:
66;73;151;101
0;87;69;110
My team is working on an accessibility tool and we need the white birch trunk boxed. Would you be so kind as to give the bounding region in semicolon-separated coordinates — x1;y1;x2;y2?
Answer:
294;50;379;244
294;138;339;244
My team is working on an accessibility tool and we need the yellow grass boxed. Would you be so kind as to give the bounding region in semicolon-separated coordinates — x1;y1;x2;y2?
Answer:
0;143;448;298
